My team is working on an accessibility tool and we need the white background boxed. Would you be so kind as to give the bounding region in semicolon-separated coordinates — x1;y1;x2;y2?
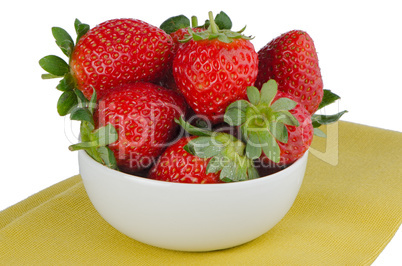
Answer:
0;0;400;264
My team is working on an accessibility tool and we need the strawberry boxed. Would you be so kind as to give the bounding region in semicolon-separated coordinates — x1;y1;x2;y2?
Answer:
224;80;313;168
172;12;258;124
255;30;323;114
75;82;187;174
149;117;259;183
39;18;174;116
148;137;223;183
158;16;205;91
71;18;173;99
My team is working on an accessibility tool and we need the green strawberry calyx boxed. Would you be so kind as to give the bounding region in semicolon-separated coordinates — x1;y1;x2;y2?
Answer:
176;117;259;182
160;11;233;34
224;80;300;164
68;89;119;170
39;19;89;117
181;11;253;44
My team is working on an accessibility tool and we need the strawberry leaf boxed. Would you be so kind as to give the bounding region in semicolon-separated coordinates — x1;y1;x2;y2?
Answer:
69;140;98;151
224;100;249;126
217;34;231;43
74;89;88;106
271;97;298;112
93;124;118;147
57;90;78;116
219;161;236;181
314;89;348;136
261;132;281;163
275;110;300;126
206;155;224;173
245;132;262;159
80;121;95;140
202;11;232;30
318;89;341;110
190;29;206;41
269;121;288;143
88;88;97;114
97;146;119;170
52;27;74;57
312;110;348;128
214;11;232;30
74;19;90;43
247;86;260;105
70;107;94;125
186;137;223;158
247;166;260;180
160;15;190;34
260;80;277;105
39;55;70;77
56;73;75;92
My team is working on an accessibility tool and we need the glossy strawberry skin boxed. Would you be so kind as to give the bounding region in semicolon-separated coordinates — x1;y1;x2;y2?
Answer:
156;28;205;91
173;38;258;124
260;91;313;167
148;137;223;183
70;18;174;100
255;30;323;114
94;82;187;174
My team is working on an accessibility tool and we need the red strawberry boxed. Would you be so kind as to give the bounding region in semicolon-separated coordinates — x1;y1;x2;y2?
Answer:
255;30;323;114
70;18;173;99
148;137;223;183
224;80;313;168
156;27;206;91
94;82;187;174
172;12;258;124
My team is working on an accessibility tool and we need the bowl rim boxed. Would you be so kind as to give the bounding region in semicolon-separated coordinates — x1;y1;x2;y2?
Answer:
79;149;309;188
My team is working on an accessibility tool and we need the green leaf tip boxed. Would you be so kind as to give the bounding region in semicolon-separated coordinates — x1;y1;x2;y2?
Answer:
319;89;341;110
74;19;90;43
312;110;348;128
39;55;70;77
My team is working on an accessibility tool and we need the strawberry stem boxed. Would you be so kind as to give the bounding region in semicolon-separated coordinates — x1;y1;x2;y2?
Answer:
191;16;198;27
208;11;219;34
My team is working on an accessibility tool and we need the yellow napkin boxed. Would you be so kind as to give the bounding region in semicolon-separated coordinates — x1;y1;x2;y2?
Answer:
1;121;401;265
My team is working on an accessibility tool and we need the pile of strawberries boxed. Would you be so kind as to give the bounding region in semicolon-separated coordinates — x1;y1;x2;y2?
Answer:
40;11;345;183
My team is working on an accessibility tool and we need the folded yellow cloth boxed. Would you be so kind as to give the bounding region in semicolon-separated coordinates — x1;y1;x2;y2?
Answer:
1;121;401;265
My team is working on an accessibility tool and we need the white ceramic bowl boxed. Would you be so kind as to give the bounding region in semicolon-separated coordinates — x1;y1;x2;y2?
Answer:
79;150;308;252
